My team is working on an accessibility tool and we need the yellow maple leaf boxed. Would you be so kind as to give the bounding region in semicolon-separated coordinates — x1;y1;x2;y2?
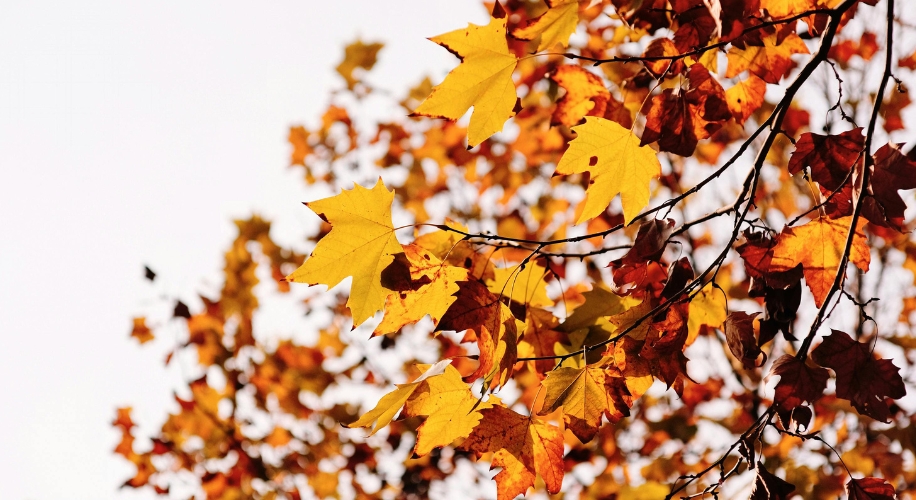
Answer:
512;0;580;52
335;39;383;90
411;4;518;148
487;260;554;307
374;243;469;335
461;405;565;499
537;366;630;442
402;363;493;455
285;179;402;326
347;361;451;435
770;216;870;307
686;283;727;344
556;117;661;224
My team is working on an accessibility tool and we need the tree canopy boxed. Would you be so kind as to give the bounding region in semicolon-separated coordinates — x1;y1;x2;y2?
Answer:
118;0;916;498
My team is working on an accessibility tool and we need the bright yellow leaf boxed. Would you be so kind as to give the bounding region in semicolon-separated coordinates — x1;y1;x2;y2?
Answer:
487;260;554;307
286;179;402;326
512;0;579;52
403;363;493;455
412;5;518;148
556;117;661;224
347;361;451;435
538;366;629;442
687;283;727;344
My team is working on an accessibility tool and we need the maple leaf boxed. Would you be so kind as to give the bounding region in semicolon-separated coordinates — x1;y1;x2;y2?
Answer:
538;366;631;442
725;311;764;369
402;363;494;455
768;354;828;410
374;243;469;335
286;179;402;326
347;361;451;435
726;26;809;84
549;65;611;127
760;0;815;18
556;116;661;224
641;63;731;156
769;216;870;307
862;143;916;231
687;283;727;344
726;74;767;125
487;260;554;308
335;39;383;90
512;0;579;52
811;330;906;422
788;128;864;191
412;3;519;148
461;406;564;499
750;462;796;500
846;477;897;500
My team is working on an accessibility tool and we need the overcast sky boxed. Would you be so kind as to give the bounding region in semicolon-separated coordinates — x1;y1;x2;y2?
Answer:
0;2;481;498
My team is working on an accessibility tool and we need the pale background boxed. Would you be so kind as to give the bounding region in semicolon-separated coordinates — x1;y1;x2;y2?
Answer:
0;1;482;498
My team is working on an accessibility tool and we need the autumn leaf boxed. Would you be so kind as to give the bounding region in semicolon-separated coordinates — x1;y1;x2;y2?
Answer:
461;405;564;500
760;0;815;19
751;462;796;500
846;477;897;500
687;283;727;344
549;65;611;127
286;179;402;326
811;330;906;422
538;366;630;442
768;355;828;410
726;74;767;125
347;361;452;435
788;128;864;191
375;243;469;335
726;26;809;84
512;0;579;52
556;116;661;224
412;3;518;148
487;260;554;308
641;63;731;156
769;216;870;307
862;143;916;231
335;39;383;89
725;311;764;369
402;363;494;455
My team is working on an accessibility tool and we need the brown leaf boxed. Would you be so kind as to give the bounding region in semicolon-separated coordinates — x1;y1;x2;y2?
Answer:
725;311;764;369
750;462;796;500
846;477;897;500
768;354;828;410
811;330;906;422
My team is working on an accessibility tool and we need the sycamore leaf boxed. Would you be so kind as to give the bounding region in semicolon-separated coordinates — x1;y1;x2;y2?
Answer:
549;65;611;127
335;39;383;89
556;116;661;224
538;366;630;442
641;63;731;157
347;361;452;435
487;260;554;308
461;406;564;500
374;243;469;335
788;128;864;191
769;216;870;307
811;330;906;422
846;477;897;500
412;4;518;148
726;27;809;84
512;0;579;52
726;74;767;125
768;355;828;410
402;363;493;455
687;283;726;344
750;462;796;500
286;179;402;326
724;311;764;369
863;143;916;231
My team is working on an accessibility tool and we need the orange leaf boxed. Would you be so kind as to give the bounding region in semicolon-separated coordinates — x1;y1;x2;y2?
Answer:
538;366;630;442
130;317;154;344
769;217;870;307
335;39;383;89
549;65;610;127
461;406;565;499
726;26;809;84
726;74;767;125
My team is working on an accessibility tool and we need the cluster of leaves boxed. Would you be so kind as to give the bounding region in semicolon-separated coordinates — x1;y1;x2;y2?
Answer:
118;0;916;498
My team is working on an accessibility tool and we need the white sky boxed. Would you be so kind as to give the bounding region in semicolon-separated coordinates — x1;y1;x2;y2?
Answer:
0;2;482;499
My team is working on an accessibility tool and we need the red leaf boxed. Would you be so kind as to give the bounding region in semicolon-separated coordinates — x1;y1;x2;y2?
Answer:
768;354;828;410
862;143;916;231
788;128;864;191
725;311;765;369
811;330;906;422
847;477;897;500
